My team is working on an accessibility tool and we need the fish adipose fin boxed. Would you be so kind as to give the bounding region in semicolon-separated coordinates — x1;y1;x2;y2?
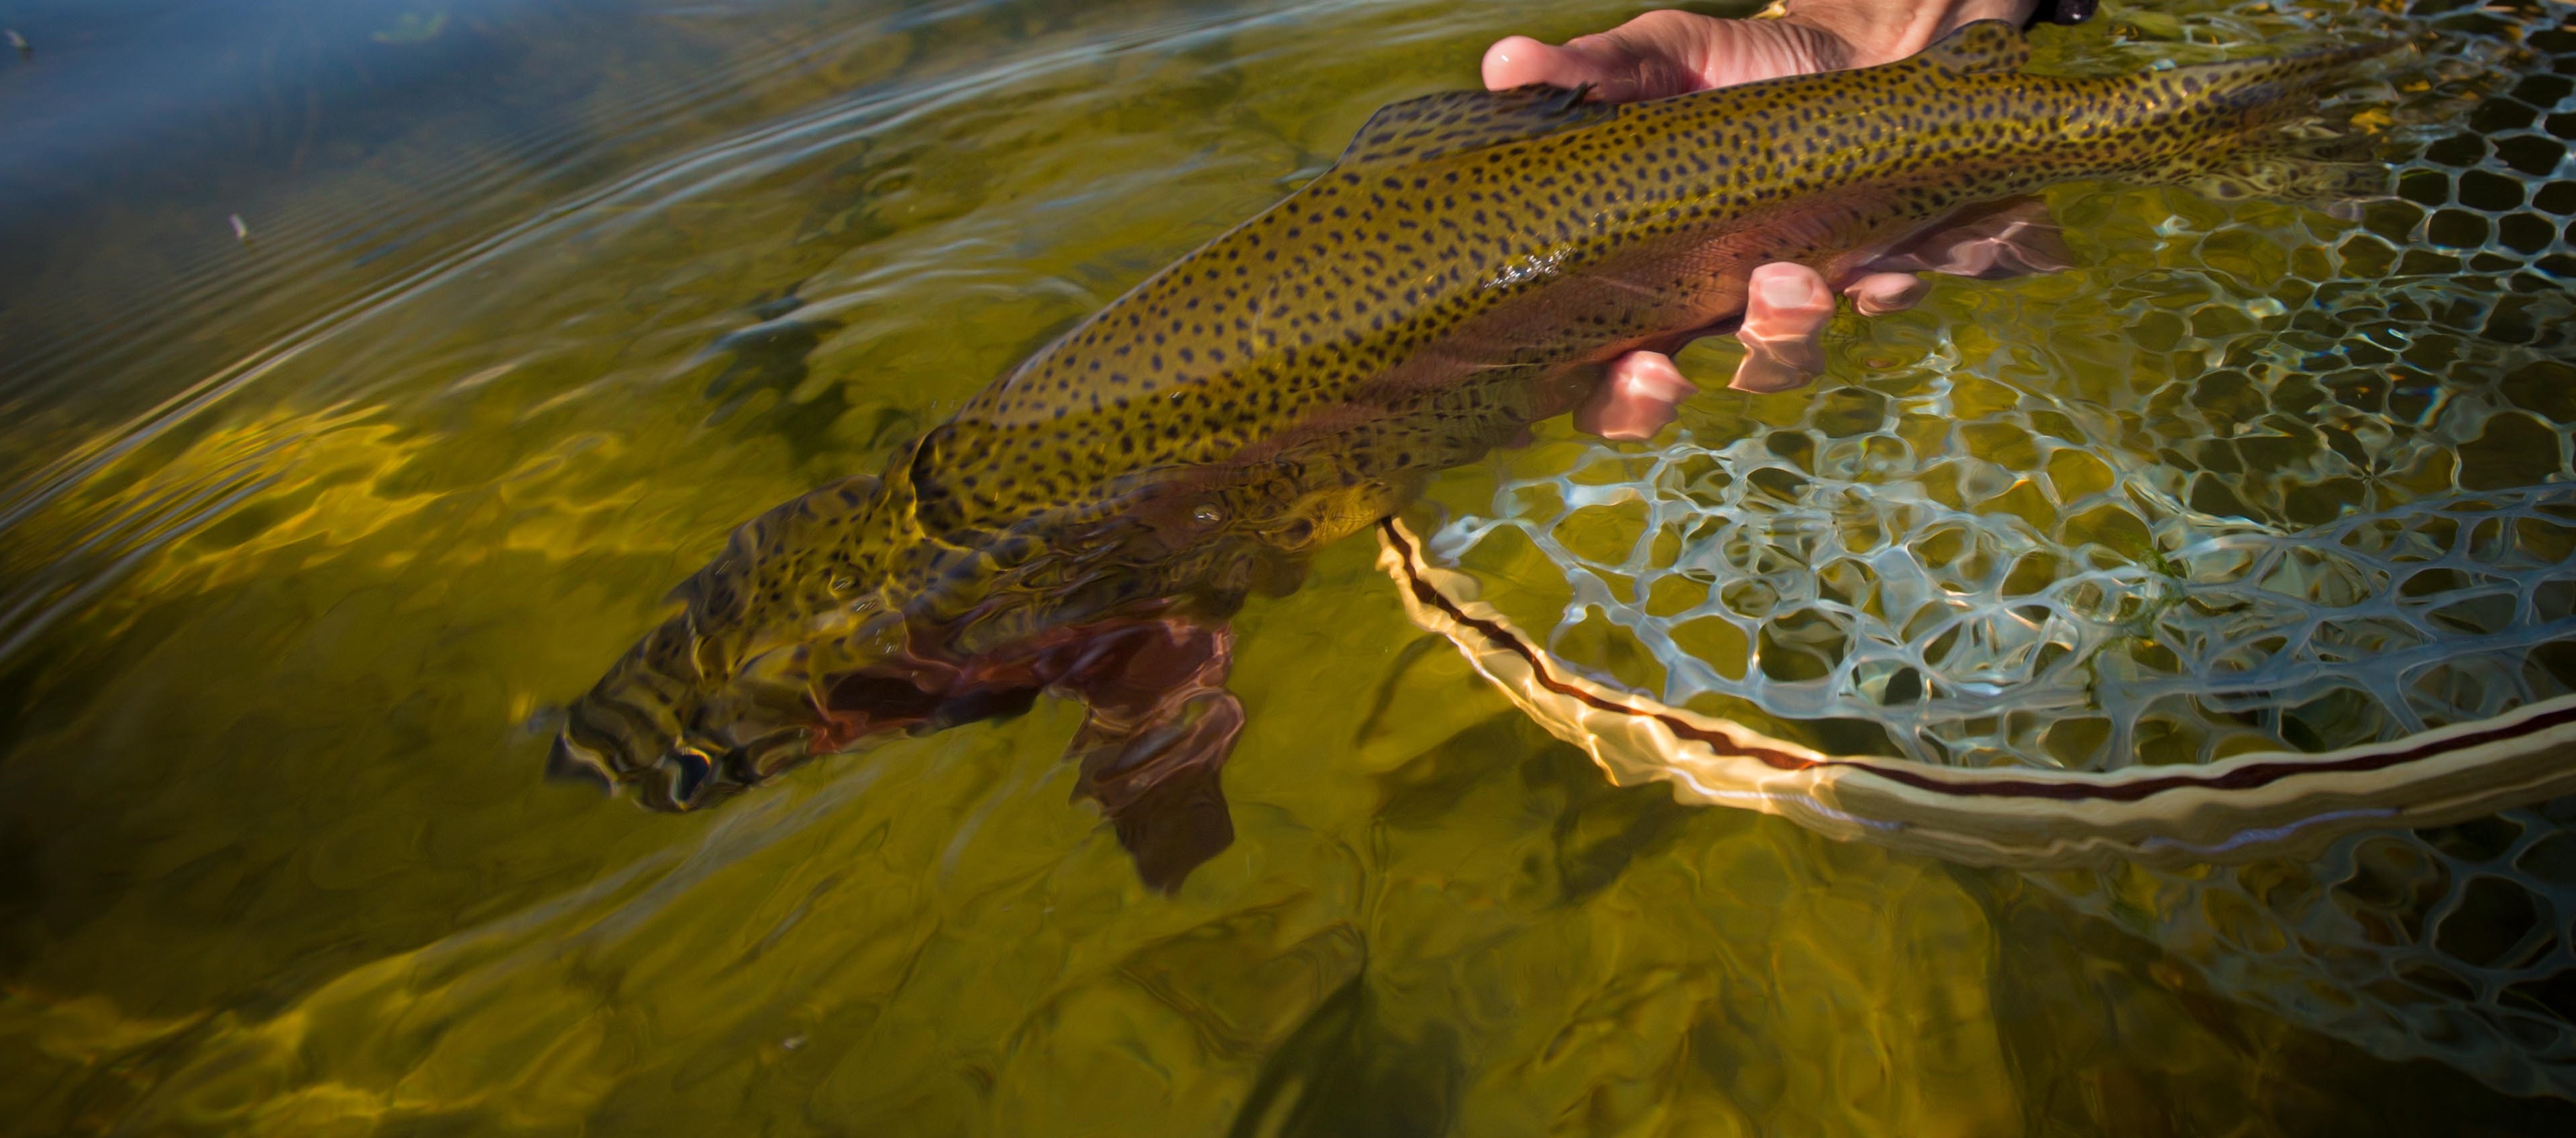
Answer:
1050;620;1246;892
1336;85;1619;170
1916;19;2032;74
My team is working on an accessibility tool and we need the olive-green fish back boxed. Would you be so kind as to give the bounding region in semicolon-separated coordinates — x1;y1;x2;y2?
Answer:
906;22;2387;541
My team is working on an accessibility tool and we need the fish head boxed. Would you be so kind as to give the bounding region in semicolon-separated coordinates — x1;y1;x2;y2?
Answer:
547;472;936;809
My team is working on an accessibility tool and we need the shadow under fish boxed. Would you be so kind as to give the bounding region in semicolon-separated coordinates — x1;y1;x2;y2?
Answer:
551;21;2393;890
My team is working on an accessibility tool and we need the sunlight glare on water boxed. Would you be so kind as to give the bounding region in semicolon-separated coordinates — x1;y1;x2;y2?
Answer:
3;0;2575;1133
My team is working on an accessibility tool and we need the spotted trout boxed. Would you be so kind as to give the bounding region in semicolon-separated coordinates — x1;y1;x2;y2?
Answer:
551;21;2387;888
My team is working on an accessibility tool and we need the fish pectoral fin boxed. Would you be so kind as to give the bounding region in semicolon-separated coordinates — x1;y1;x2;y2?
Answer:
1914;19;2030;74
1075;690;1244;892
1054;621;1246;892
1336;85;1619;171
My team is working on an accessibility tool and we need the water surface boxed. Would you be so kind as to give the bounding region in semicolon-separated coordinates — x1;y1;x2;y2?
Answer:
5;0;2576;1133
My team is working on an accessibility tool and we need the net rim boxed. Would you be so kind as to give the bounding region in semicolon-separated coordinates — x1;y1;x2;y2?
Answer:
1377;516;2576;868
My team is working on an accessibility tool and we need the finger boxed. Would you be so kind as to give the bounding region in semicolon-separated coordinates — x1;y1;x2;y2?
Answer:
1732;262;1834;394
1866;197;2074;280
1482;35;1629;95
1577;350;1699;441
1481;31;1689;101
1846;271;1928;315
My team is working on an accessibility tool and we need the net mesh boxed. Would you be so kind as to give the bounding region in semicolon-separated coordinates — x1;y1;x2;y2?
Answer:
2040;795;2576;1096
1401;0;2576;1096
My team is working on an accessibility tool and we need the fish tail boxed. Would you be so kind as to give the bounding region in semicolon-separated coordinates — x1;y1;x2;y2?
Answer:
2110;40;2403;206
2169;40;2398;126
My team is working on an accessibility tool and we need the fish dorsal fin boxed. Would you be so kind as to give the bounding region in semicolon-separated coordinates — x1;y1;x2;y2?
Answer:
1916;19;2031;74
1336;85;1618;170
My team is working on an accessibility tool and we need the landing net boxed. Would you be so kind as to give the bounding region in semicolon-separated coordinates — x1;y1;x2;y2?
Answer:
1382;0;2576;1096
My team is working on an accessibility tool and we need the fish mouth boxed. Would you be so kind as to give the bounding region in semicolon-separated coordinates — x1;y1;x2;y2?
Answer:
547;705;810;814
546;727;741;811
545;618;829;811
547;712;800;812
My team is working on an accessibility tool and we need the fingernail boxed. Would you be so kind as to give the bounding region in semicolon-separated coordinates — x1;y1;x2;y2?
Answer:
1760;270;1815;310
1847;272;1927;316
1483;36;1548;87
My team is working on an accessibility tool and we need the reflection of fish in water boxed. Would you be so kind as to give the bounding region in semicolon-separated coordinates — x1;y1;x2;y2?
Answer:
552;21;2390;889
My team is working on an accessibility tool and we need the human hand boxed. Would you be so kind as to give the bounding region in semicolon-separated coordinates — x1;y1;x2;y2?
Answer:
1483;3;2043;435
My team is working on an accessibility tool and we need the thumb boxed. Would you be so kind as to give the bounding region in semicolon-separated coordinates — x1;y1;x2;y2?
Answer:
1481;35;1654;100
1483;13;1852;101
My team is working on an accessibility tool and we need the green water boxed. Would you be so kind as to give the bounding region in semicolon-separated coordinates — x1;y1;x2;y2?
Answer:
3;0;2575;1133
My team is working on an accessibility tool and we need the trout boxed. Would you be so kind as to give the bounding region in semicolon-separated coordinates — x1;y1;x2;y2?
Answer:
551;21;2387;888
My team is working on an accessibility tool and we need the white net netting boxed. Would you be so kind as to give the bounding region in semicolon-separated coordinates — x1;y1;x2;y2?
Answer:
1396;0;2576;1097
